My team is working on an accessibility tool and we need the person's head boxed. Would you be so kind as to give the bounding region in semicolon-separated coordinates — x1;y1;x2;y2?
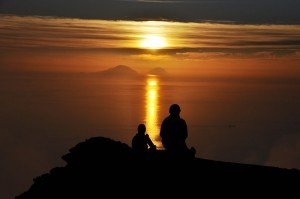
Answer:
137;124;146;134
169;104;181;116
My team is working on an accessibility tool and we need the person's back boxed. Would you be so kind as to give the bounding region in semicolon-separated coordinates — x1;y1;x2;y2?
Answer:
132;133;150;152
160;104;188;153
132;124;156;154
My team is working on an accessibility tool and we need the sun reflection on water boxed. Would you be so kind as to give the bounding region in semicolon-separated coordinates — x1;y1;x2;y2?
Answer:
145;75;162;148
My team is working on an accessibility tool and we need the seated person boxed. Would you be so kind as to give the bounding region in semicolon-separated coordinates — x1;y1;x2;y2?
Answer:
132;124;156;153
160;104;196;158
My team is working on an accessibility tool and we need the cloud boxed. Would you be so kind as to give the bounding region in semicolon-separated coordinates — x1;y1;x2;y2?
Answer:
1;15;299;60
0;0;300;24
234;39;300;46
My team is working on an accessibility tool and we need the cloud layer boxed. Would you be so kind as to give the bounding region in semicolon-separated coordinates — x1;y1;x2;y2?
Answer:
1;0;300;24
1;15;300;57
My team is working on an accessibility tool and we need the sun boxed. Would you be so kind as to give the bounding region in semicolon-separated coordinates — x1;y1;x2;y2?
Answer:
140;35;167;50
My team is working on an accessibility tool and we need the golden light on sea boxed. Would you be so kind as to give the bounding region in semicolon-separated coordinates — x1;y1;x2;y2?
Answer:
145;76;162;148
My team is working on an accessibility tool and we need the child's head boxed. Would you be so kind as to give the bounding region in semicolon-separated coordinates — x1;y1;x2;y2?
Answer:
137;124;146;134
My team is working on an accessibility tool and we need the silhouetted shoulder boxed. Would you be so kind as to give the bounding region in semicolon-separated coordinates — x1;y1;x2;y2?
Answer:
161;116;170;123
179;118;187;124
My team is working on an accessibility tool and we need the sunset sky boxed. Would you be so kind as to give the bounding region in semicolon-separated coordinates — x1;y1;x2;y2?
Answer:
0;0;300;77
1;1;300;198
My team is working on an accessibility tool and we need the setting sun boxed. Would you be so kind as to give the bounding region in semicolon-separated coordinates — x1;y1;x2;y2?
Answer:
140;35;167;50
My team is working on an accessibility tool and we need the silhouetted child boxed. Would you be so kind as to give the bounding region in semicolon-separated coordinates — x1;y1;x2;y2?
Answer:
132;124;156;153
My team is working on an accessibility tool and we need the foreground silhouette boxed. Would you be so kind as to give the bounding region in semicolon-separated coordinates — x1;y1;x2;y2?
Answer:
161;104;195;156
17;137;300;198
132;124;156;154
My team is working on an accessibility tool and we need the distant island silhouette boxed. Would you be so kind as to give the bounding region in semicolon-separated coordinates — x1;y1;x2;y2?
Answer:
97;65;140;78
17;137;300;198
91;65;168;78
147;67;168;76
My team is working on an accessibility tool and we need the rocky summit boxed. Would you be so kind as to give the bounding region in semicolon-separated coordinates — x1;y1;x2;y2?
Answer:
17;137;300;198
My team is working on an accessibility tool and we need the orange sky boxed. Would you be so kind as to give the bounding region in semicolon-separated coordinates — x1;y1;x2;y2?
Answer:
0;15;300;77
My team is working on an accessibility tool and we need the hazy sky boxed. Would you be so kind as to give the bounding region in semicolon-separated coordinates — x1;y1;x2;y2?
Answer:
1;1;300;75
0;15;300;76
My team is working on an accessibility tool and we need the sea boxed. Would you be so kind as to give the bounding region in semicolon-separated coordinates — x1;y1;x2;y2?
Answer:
1;73;300;197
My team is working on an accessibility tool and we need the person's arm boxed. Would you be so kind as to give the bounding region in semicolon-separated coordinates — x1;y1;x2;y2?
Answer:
183;120;188;140
160;119;166;138
146;134;156;150
131;135;137;149
160;119;168;149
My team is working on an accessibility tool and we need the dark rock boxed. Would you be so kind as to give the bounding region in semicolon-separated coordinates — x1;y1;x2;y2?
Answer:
17;137;300;198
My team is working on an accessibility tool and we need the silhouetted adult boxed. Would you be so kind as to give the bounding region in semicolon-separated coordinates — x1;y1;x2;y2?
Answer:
132;124;156;153
160;104;191;154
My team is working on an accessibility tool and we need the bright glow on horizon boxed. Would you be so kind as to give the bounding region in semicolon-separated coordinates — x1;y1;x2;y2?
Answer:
140;35;167;50
148;80;158;86
1;15;300;76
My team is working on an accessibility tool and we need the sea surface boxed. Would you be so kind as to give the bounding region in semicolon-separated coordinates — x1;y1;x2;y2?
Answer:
1;73;300;197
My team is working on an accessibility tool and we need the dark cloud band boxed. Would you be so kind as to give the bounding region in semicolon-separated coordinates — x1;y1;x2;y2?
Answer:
0;0;300;24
